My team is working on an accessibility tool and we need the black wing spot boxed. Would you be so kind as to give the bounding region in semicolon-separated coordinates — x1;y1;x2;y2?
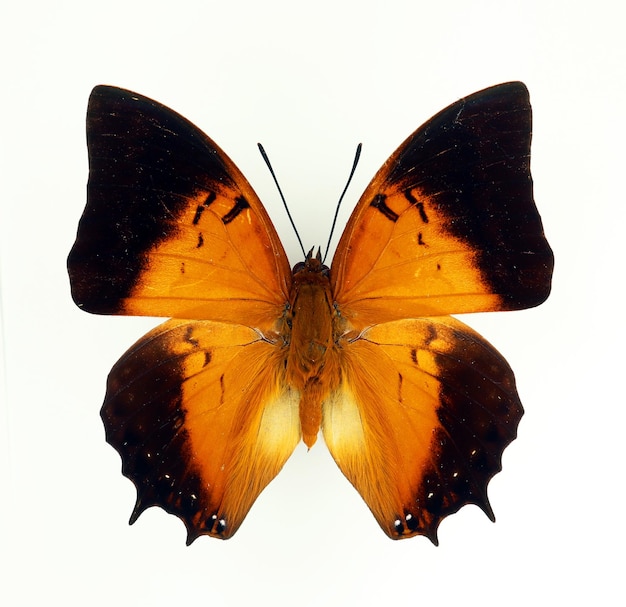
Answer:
219;374;225;405
404;190;429;223
222;196;250;224
197;233;204;248
370;194;399;222
184;326;199;347
192;191;217;225
423;324;437;346
192;206;204;225
418;232;426;246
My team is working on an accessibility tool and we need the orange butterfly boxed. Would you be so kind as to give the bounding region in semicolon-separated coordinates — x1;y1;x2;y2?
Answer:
68;82;553;545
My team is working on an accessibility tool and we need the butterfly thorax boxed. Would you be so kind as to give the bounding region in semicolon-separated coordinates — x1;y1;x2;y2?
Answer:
286;252;341;447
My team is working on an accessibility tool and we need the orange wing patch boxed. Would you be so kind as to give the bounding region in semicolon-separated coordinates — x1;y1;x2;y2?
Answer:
103;319;300;543
323;317;522;544
333;188;499;324
68;82;553;544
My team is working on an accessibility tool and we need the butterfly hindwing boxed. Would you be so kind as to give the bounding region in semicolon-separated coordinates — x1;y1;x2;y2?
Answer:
68;86;291;331
322;316;522;544
332;82;553;328
102;318;300;543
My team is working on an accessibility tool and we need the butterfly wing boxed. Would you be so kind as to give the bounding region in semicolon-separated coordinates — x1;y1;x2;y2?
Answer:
68;86;291;331
69;87;298;541
331;82;553;328
323;317;522;544
103;318;300;543
324;82;552;542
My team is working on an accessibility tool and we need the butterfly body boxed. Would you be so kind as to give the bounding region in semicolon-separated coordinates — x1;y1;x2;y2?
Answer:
286;252;342;448
69;82;553;544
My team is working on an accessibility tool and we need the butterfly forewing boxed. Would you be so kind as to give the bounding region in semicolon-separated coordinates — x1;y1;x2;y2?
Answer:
331;82;553;328
68;86;291;331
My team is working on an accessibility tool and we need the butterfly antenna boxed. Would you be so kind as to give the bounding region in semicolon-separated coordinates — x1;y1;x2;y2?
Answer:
323;143;362;263
258;143;306;258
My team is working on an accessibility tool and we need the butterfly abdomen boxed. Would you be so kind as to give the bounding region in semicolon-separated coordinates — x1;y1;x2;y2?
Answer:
286;254;341;447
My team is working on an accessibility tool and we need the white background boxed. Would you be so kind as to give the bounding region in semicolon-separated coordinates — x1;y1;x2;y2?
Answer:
2;1;623;605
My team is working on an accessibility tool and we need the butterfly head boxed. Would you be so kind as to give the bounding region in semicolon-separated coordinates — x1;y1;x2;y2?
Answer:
292;247;330;278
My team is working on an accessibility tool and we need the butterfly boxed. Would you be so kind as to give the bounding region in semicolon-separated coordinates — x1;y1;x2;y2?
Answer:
68;82;553;545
